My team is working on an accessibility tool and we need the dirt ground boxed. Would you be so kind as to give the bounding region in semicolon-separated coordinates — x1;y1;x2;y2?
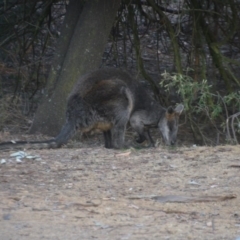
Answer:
0;134;240;240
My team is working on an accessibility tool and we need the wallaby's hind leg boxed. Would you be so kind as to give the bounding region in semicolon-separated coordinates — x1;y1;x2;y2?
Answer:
103;130;112;149
111;123;127;149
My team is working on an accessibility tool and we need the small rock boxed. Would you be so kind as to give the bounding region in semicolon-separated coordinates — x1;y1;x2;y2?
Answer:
1;159;6;164
16;158;22;163
206;221;212;227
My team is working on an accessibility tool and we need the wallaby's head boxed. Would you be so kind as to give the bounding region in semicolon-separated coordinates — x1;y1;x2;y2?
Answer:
158;104;184;146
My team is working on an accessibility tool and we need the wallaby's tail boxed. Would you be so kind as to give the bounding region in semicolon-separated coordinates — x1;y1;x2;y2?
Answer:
0;122;75;150
54;121;75;147
0;139;57;150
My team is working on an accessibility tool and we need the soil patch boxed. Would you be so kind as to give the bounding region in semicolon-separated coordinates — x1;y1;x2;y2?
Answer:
0;141;240;239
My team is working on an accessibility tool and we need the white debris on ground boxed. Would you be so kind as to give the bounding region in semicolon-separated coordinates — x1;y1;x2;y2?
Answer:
1;151;42;164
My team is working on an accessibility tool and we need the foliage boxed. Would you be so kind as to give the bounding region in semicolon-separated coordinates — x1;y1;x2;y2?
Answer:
160;71;240;144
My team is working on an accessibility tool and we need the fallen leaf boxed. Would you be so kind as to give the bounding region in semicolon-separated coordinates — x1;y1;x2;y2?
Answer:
115;151;131;157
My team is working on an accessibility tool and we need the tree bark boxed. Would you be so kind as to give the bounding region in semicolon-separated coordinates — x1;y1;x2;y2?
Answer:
44;0;85;96
30;0;122;136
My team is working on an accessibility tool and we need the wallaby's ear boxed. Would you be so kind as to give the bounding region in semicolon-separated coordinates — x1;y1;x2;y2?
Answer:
174;104;184;115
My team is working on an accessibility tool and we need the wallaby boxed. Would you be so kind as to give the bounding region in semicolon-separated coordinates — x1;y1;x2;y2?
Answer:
0;70;134;150
129;103;184;146
0;68;183;150
97;68;184;147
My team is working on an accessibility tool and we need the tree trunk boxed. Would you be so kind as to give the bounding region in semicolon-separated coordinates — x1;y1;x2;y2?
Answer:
30;0;121;136
44;0;85;96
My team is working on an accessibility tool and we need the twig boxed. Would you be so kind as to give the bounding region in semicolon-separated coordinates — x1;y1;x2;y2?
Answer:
226;112;240;144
